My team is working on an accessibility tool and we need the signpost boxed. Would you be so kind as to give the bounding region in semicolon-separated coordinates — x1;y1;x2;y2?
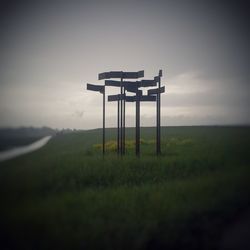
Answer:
116;92;156;157
108;94;125;102
147;70;165;155
87;83;104;93
99;71;144;156
86;69;165;156
157;70;162;155
148;86;165;95
125;85;140;94
135;91;140;156
99;70;144;80
105;79;156;88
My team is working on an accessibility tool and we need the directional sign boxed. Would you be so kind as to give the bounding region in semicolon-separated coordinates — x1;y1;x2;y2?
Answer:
154;76;160;83
99;71;121;80
122;71;144;79
139;79;157;87
124;95;156;102
105;80;121;87
140;95;156;102
123;79;157;88
104;79;157;88
148;86;165;95
86;68;165;157
125;86;137;93
125;96;136;102
99;70;144;80
125;85;140;93
87;83;104;93
105;80;139;88
123;81;139;88
108;94;125;102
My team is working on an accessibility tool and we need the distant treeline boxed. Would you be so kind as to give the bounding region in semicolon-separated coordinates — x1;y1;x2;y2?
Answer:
0;127;57;151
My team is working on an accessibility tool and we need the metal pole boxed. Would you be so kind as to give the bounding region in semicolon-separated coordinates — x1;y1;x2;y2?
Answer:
159;74;161;155
136;90;140;157
156;72;161;155
138;95;140;157
156;91;159;155
123;86;126;155
120;75;123;155
103;87;105;155
117;99;120;155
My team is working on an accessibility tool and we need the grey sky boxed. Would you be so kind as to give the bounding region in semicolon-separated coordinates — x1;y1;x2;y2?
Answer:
0;0;249;129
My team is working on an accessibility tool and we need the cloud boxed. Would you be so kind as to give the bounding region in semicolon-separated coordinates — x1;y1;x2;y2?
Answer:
164;71;249;108
0;1;249;129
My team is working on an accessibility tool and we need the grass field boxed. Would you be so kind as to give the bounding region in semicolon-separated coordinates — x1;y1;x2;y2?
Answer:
0;126;250;249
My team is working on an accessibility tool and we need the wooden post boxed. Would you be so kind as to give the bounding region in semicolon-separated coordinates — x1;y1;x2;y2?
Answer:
97;70;145;156
123;86;126;155
120;76;123;155
156;70;162;155
135;90;140;157
103;87;105;155
117;99;120;155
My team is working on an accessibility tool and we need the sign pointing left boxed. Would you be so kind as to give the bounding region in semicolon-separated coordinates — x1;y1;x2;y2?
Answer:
87;83;104;94
99;70;144;80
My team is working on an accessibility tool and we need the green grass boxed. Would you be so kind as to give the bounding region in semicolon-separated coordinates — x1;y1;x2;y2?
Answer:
0;126;250;250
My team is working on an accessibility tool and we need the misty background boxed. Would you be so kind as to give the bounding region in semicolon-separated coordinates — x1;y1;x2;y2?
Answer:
0;0;249;129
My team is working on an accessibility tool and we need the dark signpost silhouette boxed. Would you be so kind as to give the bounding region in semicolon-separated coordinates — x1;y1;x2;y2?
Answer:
147;70;164;155
86;70;165;156
100;71;144;155
107;93;125;155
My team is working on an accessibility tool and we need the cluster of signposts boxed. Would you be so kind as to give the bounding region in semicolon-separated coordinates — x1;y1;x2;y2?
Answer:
86;70;165;157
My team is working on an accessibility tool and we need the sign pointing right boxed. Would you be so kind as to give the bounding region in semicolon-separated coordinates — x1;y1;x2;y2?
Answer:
148;86;165;95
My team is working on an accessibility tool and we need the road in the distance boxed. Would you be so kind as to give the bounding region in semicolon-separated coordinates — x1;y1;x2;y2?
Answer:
0;136;52;162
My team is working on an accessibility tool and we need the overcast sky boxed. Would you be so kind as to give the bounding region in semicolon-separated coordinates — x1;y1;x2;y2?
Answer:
0;0;249;129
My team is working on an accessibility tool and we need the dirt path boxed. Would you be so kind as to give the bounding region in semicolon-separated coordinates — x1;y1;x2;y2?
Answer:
220;209;250;249
0;136;52;162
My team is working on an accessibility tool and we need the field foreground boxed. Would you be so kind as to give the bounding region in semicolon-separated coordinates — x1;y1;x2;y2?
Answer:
0;126;249;249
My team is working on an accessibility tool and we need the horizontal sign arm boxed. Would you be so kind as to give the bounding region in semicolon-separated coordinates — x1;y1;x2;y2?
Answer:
122;71;144;79
104;79;158;88
148;86;165;95
125;96;136;102
140;95;157;102
108;94;125;102
108;94;156;102
124;94;156;102
105;80;121;87
125;86;142;94
87;83;104;93
139;79;157;87
99;70;144;80
105;80;140;88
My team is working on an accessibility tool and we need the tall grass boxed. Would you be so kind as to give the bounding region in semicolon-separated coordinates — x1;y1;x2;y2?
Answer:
0;126;249;249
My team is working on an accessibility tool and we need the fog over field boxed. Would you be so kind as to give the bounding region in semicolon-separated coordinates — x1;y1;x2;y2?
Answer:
0;0;249;129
